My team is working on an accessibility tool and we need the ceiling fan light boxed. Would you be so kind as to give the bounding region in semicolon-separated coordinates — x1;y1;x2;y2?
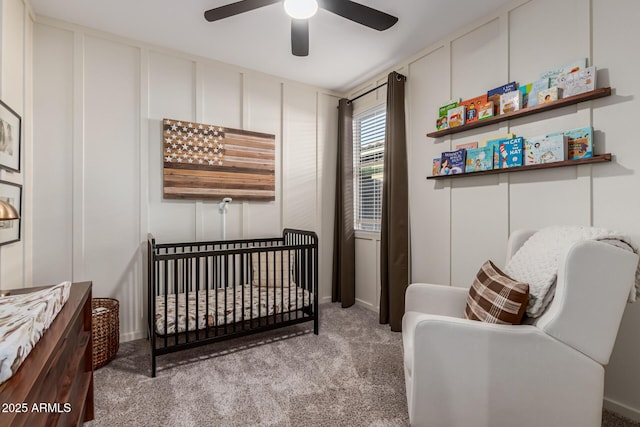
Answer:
284;0;318;19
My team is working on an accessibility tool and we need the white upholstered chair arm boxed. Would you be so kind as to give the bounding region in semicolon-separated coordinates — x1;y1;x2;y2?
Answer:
406;314;603;427
404;283;468;317
535;240;639;365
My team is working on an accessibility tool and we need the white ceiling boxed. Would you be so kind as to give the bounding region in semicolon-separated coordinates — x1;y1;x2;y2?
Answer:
30;0;514;93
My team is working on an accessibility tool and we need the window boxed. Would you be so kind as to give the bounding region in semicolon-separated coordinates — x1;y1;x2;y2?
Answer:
353;104;385;232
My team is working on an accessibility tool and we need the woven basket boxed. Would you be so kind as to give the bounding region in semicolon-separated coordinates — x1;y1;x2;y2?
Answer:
92;298;119;370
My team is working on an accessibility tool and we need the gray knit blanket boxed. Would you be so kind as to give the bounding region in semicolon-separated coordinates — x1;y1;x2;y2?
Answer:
504;226;640;317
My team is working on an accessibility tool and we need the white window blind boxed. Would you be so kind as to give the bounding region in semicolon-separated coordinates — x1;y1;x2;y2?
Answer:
353;104;386;232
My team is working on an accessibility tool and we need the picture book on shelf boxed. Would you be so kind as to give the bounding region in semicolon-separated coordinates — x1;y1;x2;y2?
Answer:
541;58;588;87
436;116;449;130
478;101;494;120
487;82;518;114
555;66;596;97
524;134;567;165
440;149;466;175
518;83;532;108
566;127;593;160
455;141;479;151
459;95;487;123
498;137;524;168
527;78;550;108
487;82;518;97
550;126;593;160
432;158;441;176
538;87;562;104
481;134;515;170
447;106;466;127
439;99;459;117
437;98;459;130
465;146;493;172
500;90;523;114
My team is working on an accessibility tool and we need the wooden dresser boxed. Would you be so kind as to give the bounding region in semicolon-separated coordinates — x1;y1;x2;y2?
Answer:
0;282;94;426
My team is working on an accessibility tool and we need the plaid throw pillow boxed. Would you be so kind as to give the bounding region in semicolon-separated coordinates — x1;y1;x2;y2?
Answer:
465;260;529;325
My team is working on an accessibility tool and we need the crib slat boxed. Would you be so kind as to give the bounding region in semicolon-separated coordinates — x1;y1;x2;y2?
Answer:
205;255;209;339
174;258;179;346
250;250;254;328
214;255;219;337
195;255;200;341
224;252;229;335
294;247;298;320
164;259;168;349
280;247;284;322
266;248;271;326
232;249;237;332
240;250;245;332
296;235;301;321
258;244;262;323
185;255;190;344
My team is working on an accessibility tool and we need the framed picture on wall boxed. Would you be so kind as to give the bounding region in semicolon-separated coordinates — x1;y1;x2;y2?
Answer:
0;99;21;172
0;180;21;246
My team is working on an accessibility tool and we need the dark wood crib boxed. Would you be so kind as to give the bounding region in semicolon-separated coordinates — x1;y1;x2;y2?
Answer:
147;229;318;377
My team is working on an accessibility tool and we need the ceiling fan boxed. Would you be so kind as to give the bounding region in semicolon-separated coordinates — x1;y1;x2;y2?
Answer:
204;0;398;57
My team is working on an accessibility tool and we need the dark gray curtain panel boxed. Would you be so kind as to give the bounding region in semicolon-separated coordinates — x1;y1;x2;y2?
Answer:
379;72;409;331
332;98;355;308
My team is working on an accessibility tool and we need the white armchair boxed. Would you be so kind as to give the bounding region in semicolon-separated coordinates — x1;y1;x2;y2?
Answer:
402;230;639;427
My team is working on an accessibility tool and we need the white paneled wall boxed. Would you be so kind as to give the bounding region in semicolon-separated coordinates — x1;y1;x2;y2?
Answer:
243;74;283;238
148;52;197;244
1;0;26;113
407;47;451;287
200;63;244;241
591;0;640;419
0;0;32;290
449;17;508;287
32;19;338;342
82;36;142;335
32;24;73;285
22;3;33;288
348;0;640;417
283;85;317;231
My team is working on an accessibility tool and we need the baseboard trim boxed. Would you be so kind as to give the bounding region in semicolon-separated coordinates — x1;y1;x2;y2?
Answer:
604;397;640;422
355;298;378;313
319;297;378;312
120;330;146;343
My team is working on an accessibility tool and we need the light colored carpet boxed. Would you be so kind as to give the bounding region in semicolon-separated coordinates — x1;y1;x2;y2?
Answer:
86;304;639;427
604;411;640;427
86;304;407;426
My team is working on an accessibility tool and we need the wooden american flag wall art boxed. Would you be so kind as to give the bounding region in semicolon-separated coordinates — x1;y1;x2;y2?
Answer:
162;118;276;201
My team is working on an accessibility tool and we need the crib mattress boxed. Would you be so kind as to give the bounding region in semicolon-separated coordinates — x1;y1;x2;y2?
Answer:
154;285;312;335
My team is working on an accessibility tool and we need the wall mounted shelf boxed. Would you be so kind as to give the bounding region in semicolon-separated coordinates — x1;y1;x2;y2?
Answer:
427;153;611;180
426;87;612;138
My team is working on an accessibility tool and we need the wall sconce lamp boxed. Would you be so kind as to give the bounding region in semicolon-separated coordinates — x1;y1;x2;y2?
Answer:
0;200;19;221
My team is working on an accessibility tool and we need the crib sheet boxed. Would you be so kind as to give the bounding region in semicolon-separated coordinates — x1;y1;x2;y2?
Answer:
154;285;311;335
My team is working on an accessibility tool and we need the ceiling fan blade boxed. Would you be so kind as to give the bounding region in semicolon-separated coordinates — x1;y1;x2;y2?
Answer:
291;19;309;57
318;0;398;31
204;0;281;22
